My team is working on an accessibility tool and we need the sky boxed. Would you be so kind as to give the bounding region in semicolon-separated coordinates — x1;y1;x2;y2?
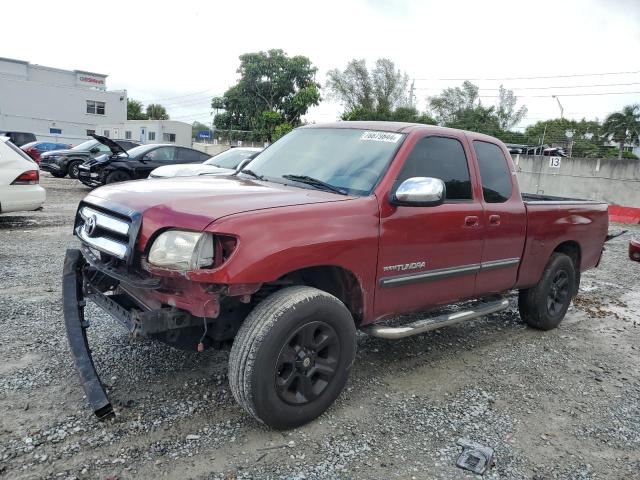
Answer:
2;0;640;130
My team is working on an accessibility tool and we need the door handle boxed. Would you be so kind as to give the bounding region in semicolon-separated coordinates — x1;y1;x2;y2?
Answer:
464;215;479;227
489;214;501;226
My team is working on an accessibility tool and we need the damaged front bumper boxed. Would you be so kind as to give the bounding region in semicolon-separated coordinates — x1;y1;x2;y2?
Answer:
63;247;253;420
63;249;115;420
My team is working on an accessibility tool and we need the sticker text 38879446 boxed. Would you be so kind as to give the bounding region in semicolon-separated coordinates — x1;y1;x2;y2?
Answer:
360;131;403;143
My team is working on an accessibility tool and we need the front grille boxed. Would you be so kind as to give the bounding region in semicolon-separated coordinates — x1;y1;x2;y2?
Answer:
75;203;135;262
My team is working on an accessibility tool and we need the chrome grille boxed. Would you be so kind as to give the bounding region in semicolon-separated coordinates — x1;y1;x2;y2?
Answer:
75;204;132;260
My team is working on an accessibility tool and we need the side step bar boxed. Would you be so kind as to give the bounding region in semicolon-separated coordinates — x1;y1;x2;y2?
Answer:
363;297;510;340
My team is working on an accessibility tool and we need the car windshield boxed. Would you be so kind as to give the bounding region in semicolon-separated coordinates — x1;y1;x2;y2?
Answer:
243;128;405;196
72;139;98;151
204;149;258;169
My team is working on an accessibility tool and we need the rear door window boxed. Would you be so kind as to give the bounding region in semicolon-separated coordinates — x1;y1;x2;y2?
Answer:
178;148;207;162
396;136;472;201
473;141;513;203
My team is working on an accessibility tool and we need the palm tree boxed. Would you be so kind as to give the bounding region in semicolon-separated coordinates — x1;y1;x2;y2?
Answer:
602;104;640;159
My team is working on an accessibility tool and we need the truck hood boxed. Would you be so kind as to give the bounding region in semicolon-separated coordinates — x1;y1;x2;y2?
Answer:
149;163;233;178
85;175;352;234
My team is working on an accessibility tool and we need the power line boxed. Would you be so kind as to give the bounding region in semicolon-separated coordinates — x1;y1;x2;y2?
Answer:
415;82;640;91
136;88;216;103
477;90;640;99
413;70;640;81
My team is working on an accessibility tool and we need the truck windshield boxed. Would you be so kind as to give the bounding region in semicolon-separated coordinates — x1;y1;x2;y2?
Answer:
243;128;405;196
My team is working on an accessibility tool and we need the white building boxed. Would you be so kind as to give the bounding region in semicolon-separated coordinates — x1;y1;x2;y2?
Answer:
0;57;127;144
96;120;192;147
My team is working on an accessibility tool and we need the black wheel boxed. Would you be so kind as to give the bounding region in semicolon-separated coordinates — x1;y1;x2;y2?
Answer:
105;170;131;184
229;286;356;429
67;160;83;179
519;253;576;330
50;172;66;178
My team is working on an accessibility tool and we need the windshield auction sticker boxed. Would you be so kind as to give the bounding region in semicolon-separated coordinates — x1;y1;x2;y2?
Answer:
360;131;403;143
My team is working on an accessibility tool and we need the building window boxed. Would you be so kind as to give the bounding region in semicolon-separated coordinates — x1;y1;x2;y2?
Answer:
49;128;62;135
103;130;110;138
86;129;96;136
148;132;156;141
125;131;132;139
163;133;176;142
86;100;106;115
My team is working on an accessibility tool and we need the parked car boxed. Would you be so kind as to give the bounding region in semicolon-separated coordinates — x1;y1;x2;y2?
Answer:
0;136;45;213
39;137;140;179
77;138;211;187
149;147;262;178
63;121;610;428
0;131;37;147
21;141;71;163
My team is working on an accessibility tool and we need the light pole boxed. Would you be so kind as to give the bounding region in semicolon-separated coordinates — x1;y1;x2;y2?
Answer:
552;95;564;119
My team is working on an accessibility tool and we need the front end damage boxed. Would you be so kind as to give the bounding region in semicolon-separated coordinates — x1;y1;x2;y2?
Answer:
63;201;258;420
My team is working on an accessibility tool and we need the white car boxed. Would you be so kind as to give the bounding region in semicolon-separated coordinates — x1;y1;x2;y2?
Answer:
0;136;46;213
149;147;262;179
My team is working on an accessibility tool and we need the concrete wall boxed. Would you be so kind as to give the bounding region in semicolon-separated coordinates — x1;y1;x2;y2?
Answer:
513;155;640;207
192;143;230;156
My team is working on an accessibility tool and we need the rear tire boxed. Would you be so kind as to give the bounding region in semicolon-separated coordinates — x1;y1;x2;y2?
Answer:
67;160;83;179
519;253;576;330
228;286;356;429
105;170;131;184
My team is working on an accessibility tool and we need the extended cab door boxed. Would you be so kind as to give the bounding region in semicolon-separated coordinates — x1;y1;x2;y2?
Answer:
471;139;526;293
375;134;484;319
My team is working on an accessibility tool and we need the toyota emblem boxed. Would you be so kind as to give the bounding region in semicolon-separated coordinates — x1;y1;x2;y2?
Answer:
84;215;98;237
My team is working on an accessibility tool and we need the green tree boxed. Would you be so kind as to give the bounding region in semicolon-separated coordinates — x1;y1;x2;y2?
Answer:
146;103;170;120
496;85;528;130
446;105;503;137
524;118;604;157
602;104;640;159
212;49;320;142
326;58;410;118
427;81;480;125
427;81;527;135
127;99;147;120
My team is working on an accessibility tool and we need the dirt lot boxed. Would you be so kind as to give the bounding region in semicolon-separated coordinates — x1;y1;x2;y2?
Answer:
1;174;639;480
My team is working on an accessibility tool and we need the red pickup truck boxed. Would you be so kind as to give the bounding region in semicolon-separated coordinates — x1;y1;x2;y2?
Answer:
63;121;609;429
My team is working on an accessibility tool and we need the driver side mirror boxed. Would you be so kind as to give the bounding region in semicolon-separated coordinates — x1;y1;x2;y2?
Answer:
140;155;152;163
390;177;446;207
89;147;100;154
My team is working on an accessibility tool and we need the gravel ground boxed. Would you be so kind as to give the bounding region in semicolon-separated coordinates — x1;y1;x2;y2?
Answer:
1;174;639;480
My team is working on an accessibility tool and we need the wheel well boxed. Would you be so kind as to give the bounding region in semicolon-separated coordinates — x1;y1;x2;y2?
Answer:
553;241;581;295
269;266;364;324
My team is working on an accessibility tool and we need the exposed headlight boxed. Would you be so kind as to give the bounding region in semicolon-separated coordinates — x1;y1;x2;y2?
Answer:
148;230;214;271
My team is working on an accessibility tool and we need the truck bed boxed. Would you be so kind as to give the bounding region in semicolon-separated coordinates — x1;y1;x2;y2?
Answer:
516;195;609;289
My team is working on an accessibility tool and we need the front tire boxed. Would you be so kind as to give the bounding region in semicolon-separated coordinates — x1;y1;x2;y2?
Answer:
67;160;83;179
229;286;356;429
519;253;576;330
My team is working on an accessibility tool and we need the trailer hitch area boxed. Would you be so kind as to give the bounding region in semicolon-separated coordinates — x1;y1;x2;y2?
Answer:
63;248;115;421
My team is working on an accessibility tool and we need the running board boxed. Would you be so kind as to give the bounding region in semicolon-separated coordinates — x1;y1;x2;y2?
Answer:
363;297;510;339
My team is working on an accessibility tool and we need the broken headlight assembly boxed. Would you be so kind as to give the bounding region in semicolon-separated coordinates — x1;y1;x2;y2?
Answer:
148;230;214;271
